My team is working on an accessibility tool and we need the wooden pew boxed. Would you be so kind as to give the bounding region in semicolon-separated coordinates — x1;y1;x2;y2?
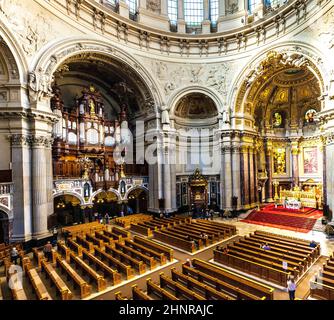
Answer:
41;260;72;300
57;241;71;262
194;220;237;236
146;278;179;300
103;229;122;241
229;243;304;273
310;280;334;300
130;223;153;237
115;242;158;270
182;264;266;300
32;248;46;270
27;268;52;300
124;239;167;265
132;284;153;300
81;248;122;286
133;236;173;261
250;234;313;264
95;232;115;245
153;230;196;253
115;214;153;228
254;231;320;259
85;233;105;248
56;255;91;299
112;226;131;239
62;222;106;238
192;259;274;300
115;291;129;300
104;244;146;274
162;228;205;248
214;249;293;287
174;223;220;241
241;237;311;266
159;273;206;300
67;239;83;257
69;252;107;292
94;247;135;280
75;236;94;253
170;268;235;300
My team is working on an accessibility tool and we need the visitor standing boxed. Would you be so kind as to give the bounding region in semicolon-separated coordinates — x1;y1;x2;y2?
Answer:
287;276;297;300
10;247;19;265
43;241;53;262
105;213;110;225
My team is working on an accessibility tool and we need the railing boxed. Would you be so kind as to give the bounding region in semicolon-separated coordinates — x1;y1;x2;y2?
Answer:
0;183;13;195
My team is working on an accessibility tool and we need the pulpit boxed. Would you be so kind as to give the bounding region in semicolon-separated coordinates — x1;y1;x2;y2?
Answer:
189;168;208;209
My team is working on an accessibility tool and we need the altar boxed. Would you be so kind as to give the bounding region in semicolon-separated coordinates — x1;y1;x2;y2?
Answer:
284;199;302;210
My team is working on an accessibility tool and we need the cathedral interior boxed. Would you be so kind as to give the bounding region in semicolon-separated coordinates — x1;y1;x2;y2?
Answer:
1;0;334;303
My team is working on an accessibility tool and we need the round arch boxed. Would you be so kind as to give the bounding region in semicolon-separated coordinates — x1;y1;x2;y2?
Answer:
53;191;85;205
229;43;328;121
89;189;121;203
125;185;149;200
168;86;224;118
29;37;164;114
0;208;9;244
0;20;29;83
0;204;11;218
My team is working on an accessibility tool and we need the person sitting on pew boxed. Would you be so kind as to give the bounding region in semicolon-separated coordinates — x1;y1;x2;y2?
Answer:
185;259;193;268
309;240;317;248
262;243;271;250
222;247;229;255
216;245;222;251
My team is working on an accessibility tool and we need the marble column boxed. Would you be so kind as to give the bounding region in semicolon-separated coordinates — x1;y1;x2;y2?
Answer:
31;137;50;239
224;146;233;209
45;138;54;222
265;141;273;202
231;145;241;210
291;141;299;187
253;147;259;204
242;146;250;207
249;146;255;206
10;135;33;242
177;0;186;33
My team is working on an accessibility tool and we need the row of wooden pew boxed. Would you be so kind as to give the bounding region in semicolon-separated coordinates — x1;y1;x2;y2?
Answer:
61;221;107;237
115;259;274;300
310;253;334;299
214;230;320;287
131;216;237;253
115;214;153;228
2;226;174;300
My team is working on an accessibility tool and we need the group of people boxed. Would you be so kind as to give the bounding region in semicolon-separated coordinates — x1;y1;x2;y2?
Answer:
191;206;215;220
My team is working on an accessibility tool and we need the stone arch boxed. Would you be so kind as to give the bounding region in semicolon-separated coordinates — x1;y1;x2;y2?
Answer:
89;188;121;203
29;37;163;115
53;191;85;206
229;44;328;122
0;205;10;218
168;86;224;118
125;185;149;200
0;20;28;84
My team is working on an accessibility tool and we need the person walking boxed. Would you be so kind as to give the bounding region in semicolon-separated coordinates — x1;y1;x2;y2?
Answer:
10;247;19;265
43;241;53;262
287;276;296;300
104;213;110;225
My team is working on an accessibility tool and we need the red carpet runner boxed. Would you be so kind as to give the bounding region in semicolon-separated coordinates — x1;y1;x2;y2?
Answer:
241;204;323;233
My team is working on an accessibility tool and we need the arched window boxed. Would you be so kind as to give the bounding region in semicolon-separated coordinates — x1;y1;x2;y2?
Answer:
125;0;137;15
168;0;178;24
210;0;218;23
248;0;257;13
184;0;204;26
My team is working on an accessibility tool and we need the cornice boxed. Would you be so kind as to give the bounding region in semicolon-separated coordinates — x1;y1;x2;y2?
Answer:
33;0;330;57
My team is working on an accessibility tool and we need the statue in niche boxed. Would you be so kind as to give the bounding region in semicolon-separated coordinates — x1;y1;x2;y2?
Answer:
273;112;283;127
160;105;170;124
222;109;230;123
89;99;95;115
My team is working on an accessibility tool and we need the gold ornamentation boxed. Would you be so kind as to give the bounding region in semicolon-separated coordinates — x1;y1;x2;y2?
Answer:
273;147;286;174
